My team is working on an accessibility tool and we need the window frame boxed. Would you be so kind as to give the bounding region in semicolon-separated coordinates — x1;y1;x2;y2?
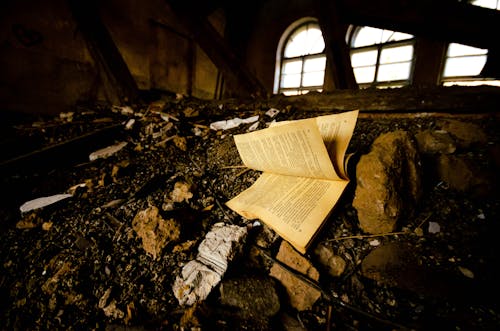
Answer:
346;26;416;88
274;17;326;95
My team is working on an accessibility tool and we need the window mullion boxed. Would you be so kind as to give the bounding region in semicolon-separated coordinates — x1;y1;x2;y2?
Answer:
299;56;306;91
373;44;382;84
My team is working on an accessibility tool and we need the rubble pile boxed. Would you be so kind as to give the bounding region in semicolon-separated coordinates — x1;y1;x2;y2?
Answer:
0;94;499;330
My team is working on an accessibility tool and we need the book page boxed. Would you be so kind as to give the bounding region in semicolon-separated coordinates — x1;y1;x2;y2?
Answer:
315;110;359;179
226;172;348;253
268;110;358;179
233;118;339;180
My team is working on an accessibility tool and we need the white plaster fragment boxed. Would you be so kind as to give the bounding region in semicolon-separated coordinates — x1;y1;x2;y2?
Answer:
20;194;72;213
172;223;247;305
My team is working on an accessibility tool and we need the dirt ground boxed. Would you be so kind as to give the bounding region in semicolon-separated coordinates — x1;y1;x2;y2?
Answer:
1;94;499;330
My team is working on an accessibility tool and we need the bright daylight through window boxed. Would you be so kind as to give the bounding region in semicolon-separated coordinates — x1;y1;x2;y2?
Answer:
347;26;415;88
442;0;500;86
276;20;326;95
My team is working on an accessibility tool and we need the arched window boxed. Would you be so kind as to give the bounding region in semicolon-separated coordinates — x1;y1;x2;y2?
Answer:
441;0;500;86
274;18;326;95
347;26;415;88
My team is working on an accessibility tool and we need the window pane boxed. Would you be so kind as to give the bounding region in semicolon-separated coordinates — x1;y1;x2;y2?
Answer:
443;55;488;77
354;66;376;83
284;24;324;58
283;90;300;96
302;71;325;87
352;27;383;47
353;27;413;47
377;62;411;81
448;43;488;57
304;28;325;55
381;30;413;43
303;56;326;72
472;0;499;9
380;45;414;64
282;60;302;74
351;50;377;67
281;73;301;88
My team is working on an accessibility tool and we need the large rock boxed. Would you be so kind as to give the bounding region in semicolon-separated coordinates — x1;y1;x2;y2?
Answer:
438;119;488;149
353;131;422;234
361;242;477;301
436;154;492;196
415;129;456;155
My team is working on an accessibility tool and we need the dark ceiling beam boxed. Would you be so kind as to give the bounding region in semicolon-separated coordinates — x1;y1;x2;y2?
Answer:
67;0;140;105
316;0;358;90
337;0;500;51
167;2;267;98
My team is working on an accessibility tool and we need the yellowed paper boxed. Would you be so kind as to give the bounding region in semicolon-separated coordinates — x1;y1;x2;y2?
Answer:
227;110;359;253
316;110;358;178
233;118;338;180
226;173;348;253
270;110;359;179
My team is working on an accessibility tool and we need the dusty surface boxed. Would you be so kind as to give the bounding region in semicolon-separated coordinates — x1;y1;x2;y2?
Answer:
0;94;499;330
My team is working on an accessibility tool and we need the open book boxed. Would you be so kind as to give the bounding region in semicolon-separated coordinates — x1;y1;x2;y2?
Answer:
226;110;359;254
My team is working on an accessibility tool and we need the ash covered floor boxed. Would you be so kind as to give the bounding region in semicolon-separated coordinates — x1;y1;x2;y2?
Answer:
1;94;499;330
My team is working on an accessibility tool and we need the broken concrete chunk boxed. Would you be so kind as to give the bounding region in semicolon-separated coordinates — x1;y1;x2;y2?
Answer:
269;241;321;311
314;244;346;277
353;131;422;234
20;193;72;213
132;206;181;259
438;119;488;149
173;223;247;306
89;141;128;161
102;300;125;319
436;154;492;196
415;129;456;154
170;181;193;203
360;241;476;300
219;276;280;319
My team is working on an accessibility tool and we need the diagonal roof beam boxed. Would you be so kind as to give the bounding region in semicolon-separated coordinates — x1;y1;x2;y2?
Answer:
337;0;500;51
167;2;267;98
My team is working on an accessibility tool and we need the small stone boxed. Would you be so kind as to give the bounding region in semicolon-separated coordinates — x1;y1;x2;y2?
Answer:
314;243;346;277
270;241;321;311
132;206;181;259
428;222;441;234
458;266;474;279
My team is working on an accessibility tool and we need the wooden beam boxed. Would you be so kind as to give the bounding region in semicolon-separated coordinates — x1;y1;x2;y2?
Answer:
315;0;358;90
337;0;500;52
167;2;267;98
209;86;500;113
67;0;139;104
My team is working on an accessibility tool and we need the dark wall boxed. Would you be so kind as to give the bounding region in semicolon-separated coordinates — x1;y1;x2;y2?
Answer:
1;0;499;116
0;0;222;115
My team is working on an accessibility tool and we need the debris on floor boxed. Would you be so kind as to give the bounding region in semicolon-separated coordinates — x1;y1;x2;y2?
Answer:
0;94;499;330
